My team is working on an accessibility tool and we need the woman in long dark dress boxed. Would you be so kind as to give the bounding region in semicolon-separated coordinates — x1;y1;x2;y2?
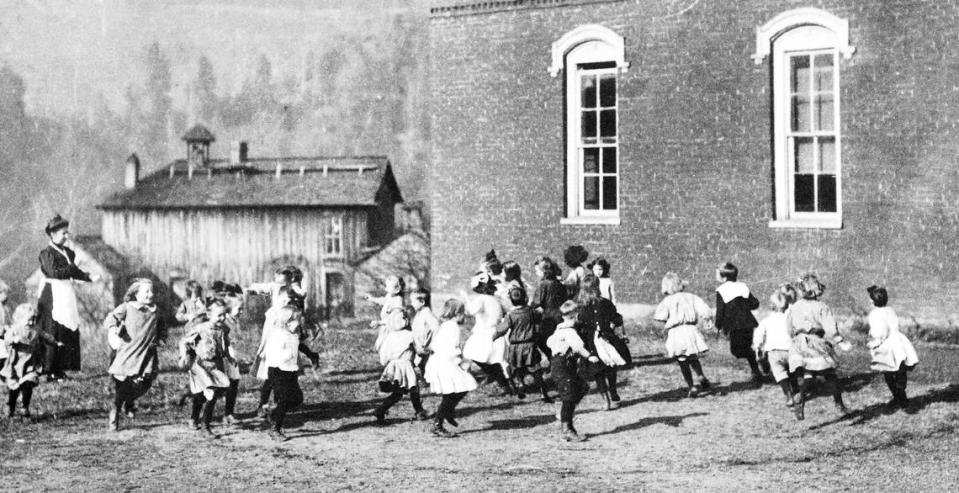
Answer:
36;215;94;380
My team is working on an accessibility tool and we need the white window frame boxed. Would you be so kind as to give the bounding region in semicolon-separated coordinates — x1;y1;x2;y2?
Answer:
755;9;854;229
550;25;628;226
324;215;343;257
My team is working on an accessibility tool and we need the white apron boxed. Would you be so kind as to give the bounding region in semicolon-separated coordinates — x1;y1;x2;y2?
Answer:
42;278;81;332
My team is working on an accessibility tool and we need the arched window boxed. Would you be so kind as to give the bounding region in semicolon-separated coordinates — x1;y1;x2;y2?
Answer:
754;9;854;229
551;25;628;225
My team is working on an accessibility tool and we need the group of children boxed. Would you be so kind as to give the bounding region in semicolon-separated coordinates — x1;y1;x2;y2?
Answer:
0;247;923;441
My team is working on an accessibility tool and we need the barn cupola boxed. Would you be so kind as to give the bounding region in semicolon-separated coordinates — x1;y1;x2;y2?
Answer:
182;124;215;172
124;153;140;190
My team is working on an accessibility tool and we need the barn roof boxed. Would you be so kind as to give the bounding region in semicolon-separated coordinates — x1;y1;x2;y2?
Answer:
98;156;402;210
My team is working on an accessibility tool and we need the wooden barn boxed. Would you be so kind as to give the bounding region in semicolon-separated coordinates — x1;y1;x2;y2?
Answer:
97;125;404;316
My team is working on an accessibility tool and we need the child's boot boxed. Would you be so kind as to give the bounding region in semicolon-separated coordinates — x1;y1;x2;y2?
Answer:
561;422;586;442
779;380;795;407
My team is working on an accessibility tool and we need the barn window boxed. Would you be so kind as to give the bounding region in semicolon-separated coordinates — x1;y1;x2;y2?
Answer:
324;216;342;256
550;25;628;225
754;8;854;229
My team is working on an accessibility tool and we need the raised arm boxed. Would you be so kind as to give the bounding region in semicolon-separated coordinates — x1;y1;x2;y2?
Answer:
39;248;91;281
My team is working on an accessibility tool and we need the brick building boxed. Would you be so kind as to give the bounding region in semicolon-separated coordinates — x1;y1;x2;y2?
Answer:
429;0;959;323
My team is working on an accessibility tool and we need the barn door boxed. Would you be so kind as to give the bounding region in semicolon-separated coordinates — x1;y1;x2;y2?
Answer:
325;272;348;318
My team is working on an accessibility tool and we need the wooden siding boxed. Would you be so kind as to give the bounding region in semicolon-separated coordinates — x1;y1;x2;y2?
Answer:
101;208;370;311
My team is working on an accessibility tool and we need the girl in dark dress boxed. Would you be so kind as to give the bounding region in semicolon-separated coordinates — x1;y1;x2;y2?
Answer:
494;287;552;402
714;263;763;386
531;256;566;359
36;215;95;380
575;274;629;410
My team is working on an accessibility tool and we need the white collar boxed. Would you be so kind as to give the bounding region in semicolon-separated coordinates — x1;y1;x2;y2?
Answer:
716;281;750;303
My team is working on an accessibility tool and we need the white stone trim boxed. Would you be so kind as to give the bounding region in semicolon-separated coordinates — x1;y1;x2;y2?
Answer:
549;24;629;77
560;216;621;226
752;8;855;65
768;217;843;230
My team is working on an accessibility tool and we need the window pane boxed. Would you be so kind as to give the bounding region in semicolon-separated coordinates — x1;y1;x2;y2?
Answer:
820;137;836;173
814;63;833;92
584;176;599;210
794;174;815;212
793;137;815;173
581;111;597;139
581;75;596;109
791;56;810;94
602;147;617;173
791;95;810;132
583;147;599;173
600;109;616;138
815;94;834;131
599;74;616;107
818;174;837;212
602;176;617;210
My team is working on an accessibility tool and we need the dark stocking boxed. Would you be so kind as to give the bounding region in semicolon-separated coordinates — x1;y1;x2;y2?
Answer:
20;383;34;411
225;379;239;416
191;394;205;424
883;371;898;398
678;360;694;387
409;386;425;413
560;400;576;423
823;371;845;407
7;389;18;416
607;370;620;401
779;379;794;399
378;389;405;414
202;391;222;427
746;352;762;377
533;372;552;401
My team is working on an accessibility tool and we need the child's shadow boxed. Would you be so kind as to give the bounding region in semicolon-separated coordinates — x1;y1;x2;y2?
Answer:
589;412;708;438
627;353;675;368
809;383;959;430
458;413;557;435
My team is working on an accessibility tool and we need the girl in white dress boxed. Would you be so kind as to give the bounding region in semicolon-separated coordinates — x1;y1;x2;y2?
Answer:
866;285;919;409
424;298;478;438
653;272;713;397
589;257;616;304
461;272;514;395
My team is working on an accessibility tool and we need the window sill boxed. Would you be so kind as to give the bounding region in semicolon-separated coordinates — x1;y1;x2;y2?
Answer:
560;216;620;226
768;218;843;229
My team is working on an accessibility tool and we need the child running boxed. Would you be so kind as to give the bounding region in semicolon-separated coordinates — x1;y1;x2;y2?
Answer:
255;286;319;441
653;272;713;397
866;285;919;410
424;298;478;438
179;298;232;438
714;262;763;386
410;288;439;378
373;279;429;424
2;304;62;420
786;273;852;420
548;301;599;442
104;278;166;431
531;256;566;359
753;285;798;407
494;286;552;402
461;272;514;396
174;280;206;406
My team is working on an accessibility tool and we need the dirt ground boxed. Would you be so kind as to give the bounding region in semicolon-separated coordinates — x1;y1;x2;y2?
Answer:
1;324;958;492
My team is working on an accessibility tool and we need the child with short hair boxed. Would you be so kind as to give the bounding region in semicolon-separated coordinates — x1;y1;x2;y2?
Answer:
753;286;798;407
410;288;439;377
494;287;552;402
179;298;232;437
714;262;763;386
589;257;616;304
866;285;918;410
255;286;319;441
373;279;428;424
424;298;478;438
104;278;166;431
653;272;713;397
2;304;63;419
217;283;245;424
786;273;853;420
547;301;598;442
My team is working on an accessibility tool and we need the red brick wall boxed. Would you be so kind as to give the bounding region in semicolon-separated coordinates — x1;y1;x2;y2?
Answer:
429;0;959;324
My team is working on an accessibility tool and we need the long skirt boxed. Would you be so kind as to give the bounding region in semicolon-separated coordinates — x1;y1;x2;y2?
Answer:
37;284;81;372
